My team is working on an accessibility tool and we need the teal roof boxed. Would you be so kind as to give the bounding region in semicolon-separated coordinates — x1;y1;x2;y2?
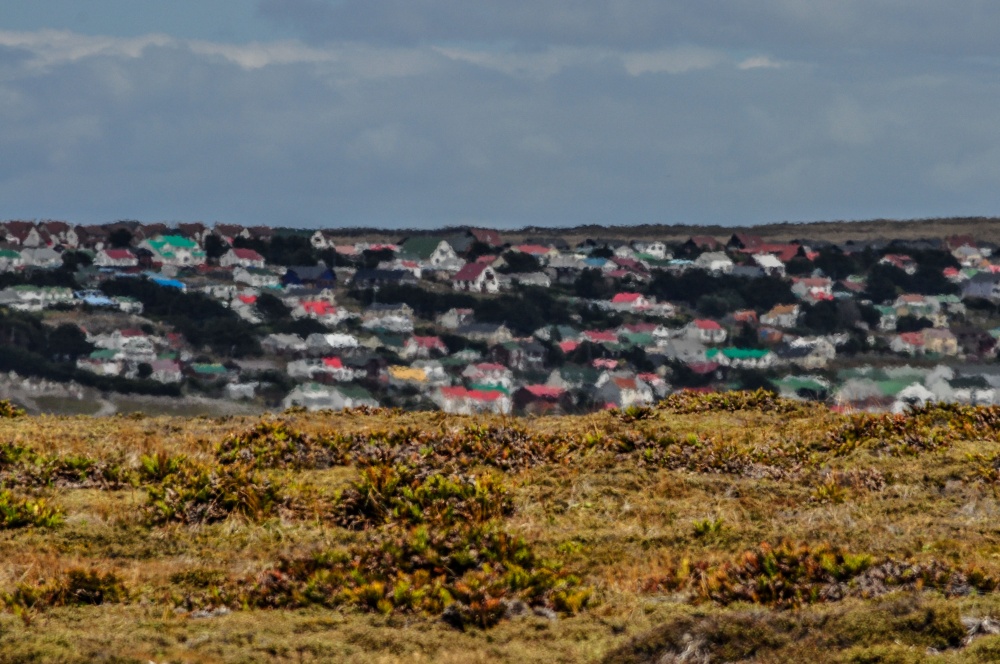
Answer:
192;363;228;375
469;382;510;395
707;347;770;360
337;384;375;400
89;349;118;360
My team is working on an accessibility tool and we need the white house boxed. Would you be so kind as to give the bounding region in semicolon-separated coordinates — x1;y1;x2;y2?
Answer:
693;252;734;274
685;319;728;344
452;263;500;293
220;248;266;269
94;248;139;268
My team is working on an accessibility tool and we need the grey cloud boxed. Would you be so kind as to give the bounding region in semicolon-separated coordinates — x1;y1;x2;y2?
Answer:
258;0;1000;59
1;33;999;227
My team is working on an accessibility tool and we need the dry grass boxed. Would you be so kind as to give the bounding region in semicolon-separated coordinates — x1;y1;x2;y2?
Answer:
4;399;1000;661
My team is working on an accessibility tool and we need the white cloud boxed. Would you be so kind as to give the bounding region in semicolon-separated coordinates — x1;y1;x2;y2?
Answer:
737;55;787;70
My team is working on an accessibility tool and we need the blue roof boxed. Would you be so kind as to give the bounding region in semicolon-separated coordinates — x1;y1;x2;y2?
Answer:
149;276;186;290
583;258;607;268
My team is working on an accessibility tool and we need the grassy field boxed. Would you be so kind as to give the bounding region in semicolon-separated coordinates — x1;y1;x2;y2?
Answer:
3;394;1000;662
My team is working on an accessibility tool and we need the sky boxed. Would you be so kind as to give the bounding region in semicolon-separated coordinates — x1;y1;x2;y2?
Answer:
2;2;1000;229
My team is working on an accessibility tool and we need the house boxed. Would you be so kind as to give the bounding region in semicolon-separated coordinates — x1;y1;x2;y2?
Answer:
40;221;77;247
727;233;764;251
220;248;266;269
513;385;571;415
508;272;552;288
693;251;734;274
398;237;464;271
462;362;514;389
233;266;282;288
879;254;918;275
149;359;183;383
609;292;650;312
752;253;786;277
922;328;959;356
705;347;777;369
362;304;414;333
261;333;308;355
684;236;723;252
512;244;559;262
469;228;503;248
777;338;836;370
94;248;139;268
594;373;654;409
455;323;514;344
214;224;249;245
401;336;449;360
3;221;44;247
491;340;548;373
962;273;1000;303
20;247;62;269
309;230;332;250
632;241;669;260
760;304;801;329
546;364;600;391
283;382;379;411
377;258;422;279
295;300;348;327
685;319;727;344
890;332;926;355
434;386;512;415
140;235;207;266
77;349;124;376
0;249;24;272
282;263;336;288
453;263;501;293
791;277;834;301
351;269;419;288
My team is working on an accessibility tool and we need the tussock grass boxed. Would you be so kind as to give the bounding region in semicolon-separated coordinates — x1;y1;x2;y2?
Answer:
4;392;1000;660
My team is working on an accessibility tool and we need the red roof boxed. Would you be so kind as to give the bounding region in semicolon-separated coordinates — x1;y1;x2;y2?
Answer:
694;319;722;330
302;301;336;315
899;332;925;346
232;248;264;261
411;336;447;349
440;386;503;401
514;244;551;255
119;328;145;337
612;377;638;389
454;262;489;281
238;294;257;305
558;340;579;353
322;357;343;368
103;248;135;260
689;235;721;249
611;292;644;304
594;358;618;369
583;330;618;343
470;228;502;247
687;361;720;374
475;254;497;263
475;362;507;372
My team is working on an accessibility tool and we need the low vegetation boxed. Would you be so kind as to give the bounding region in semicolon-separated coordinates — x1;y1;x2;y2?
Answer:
4;393;1000;661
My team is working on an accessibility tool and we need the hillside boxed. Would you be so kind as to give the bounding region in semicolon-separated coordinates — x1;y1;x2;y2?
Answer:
2;395;1000;662
320;216;1000;245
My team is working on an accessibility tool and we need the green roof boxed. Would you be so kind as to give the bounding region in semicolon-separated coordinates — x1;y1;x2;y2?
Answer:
149;234;198;250
0;249;20;259
89;349;118;360
469;383;510;395
399;237;445;260
336;384;374;400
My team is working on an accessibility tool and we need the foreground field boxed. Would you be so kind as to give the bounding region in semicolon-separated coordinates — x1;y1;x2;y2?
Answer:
3;393;1000;662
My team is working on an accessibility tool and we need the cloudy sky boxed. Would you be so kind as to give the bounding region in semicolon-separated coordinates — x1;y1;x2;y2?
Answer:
2;2;1000;229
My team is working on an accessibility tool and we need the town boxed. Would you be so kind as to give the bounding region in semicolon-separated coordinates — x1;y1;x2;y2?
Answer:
0;219;997;415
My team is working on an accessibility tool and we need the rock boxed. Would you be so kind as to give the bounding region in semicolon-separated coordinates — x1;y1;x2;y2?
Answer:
502;599;530;619
532;606;558;621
